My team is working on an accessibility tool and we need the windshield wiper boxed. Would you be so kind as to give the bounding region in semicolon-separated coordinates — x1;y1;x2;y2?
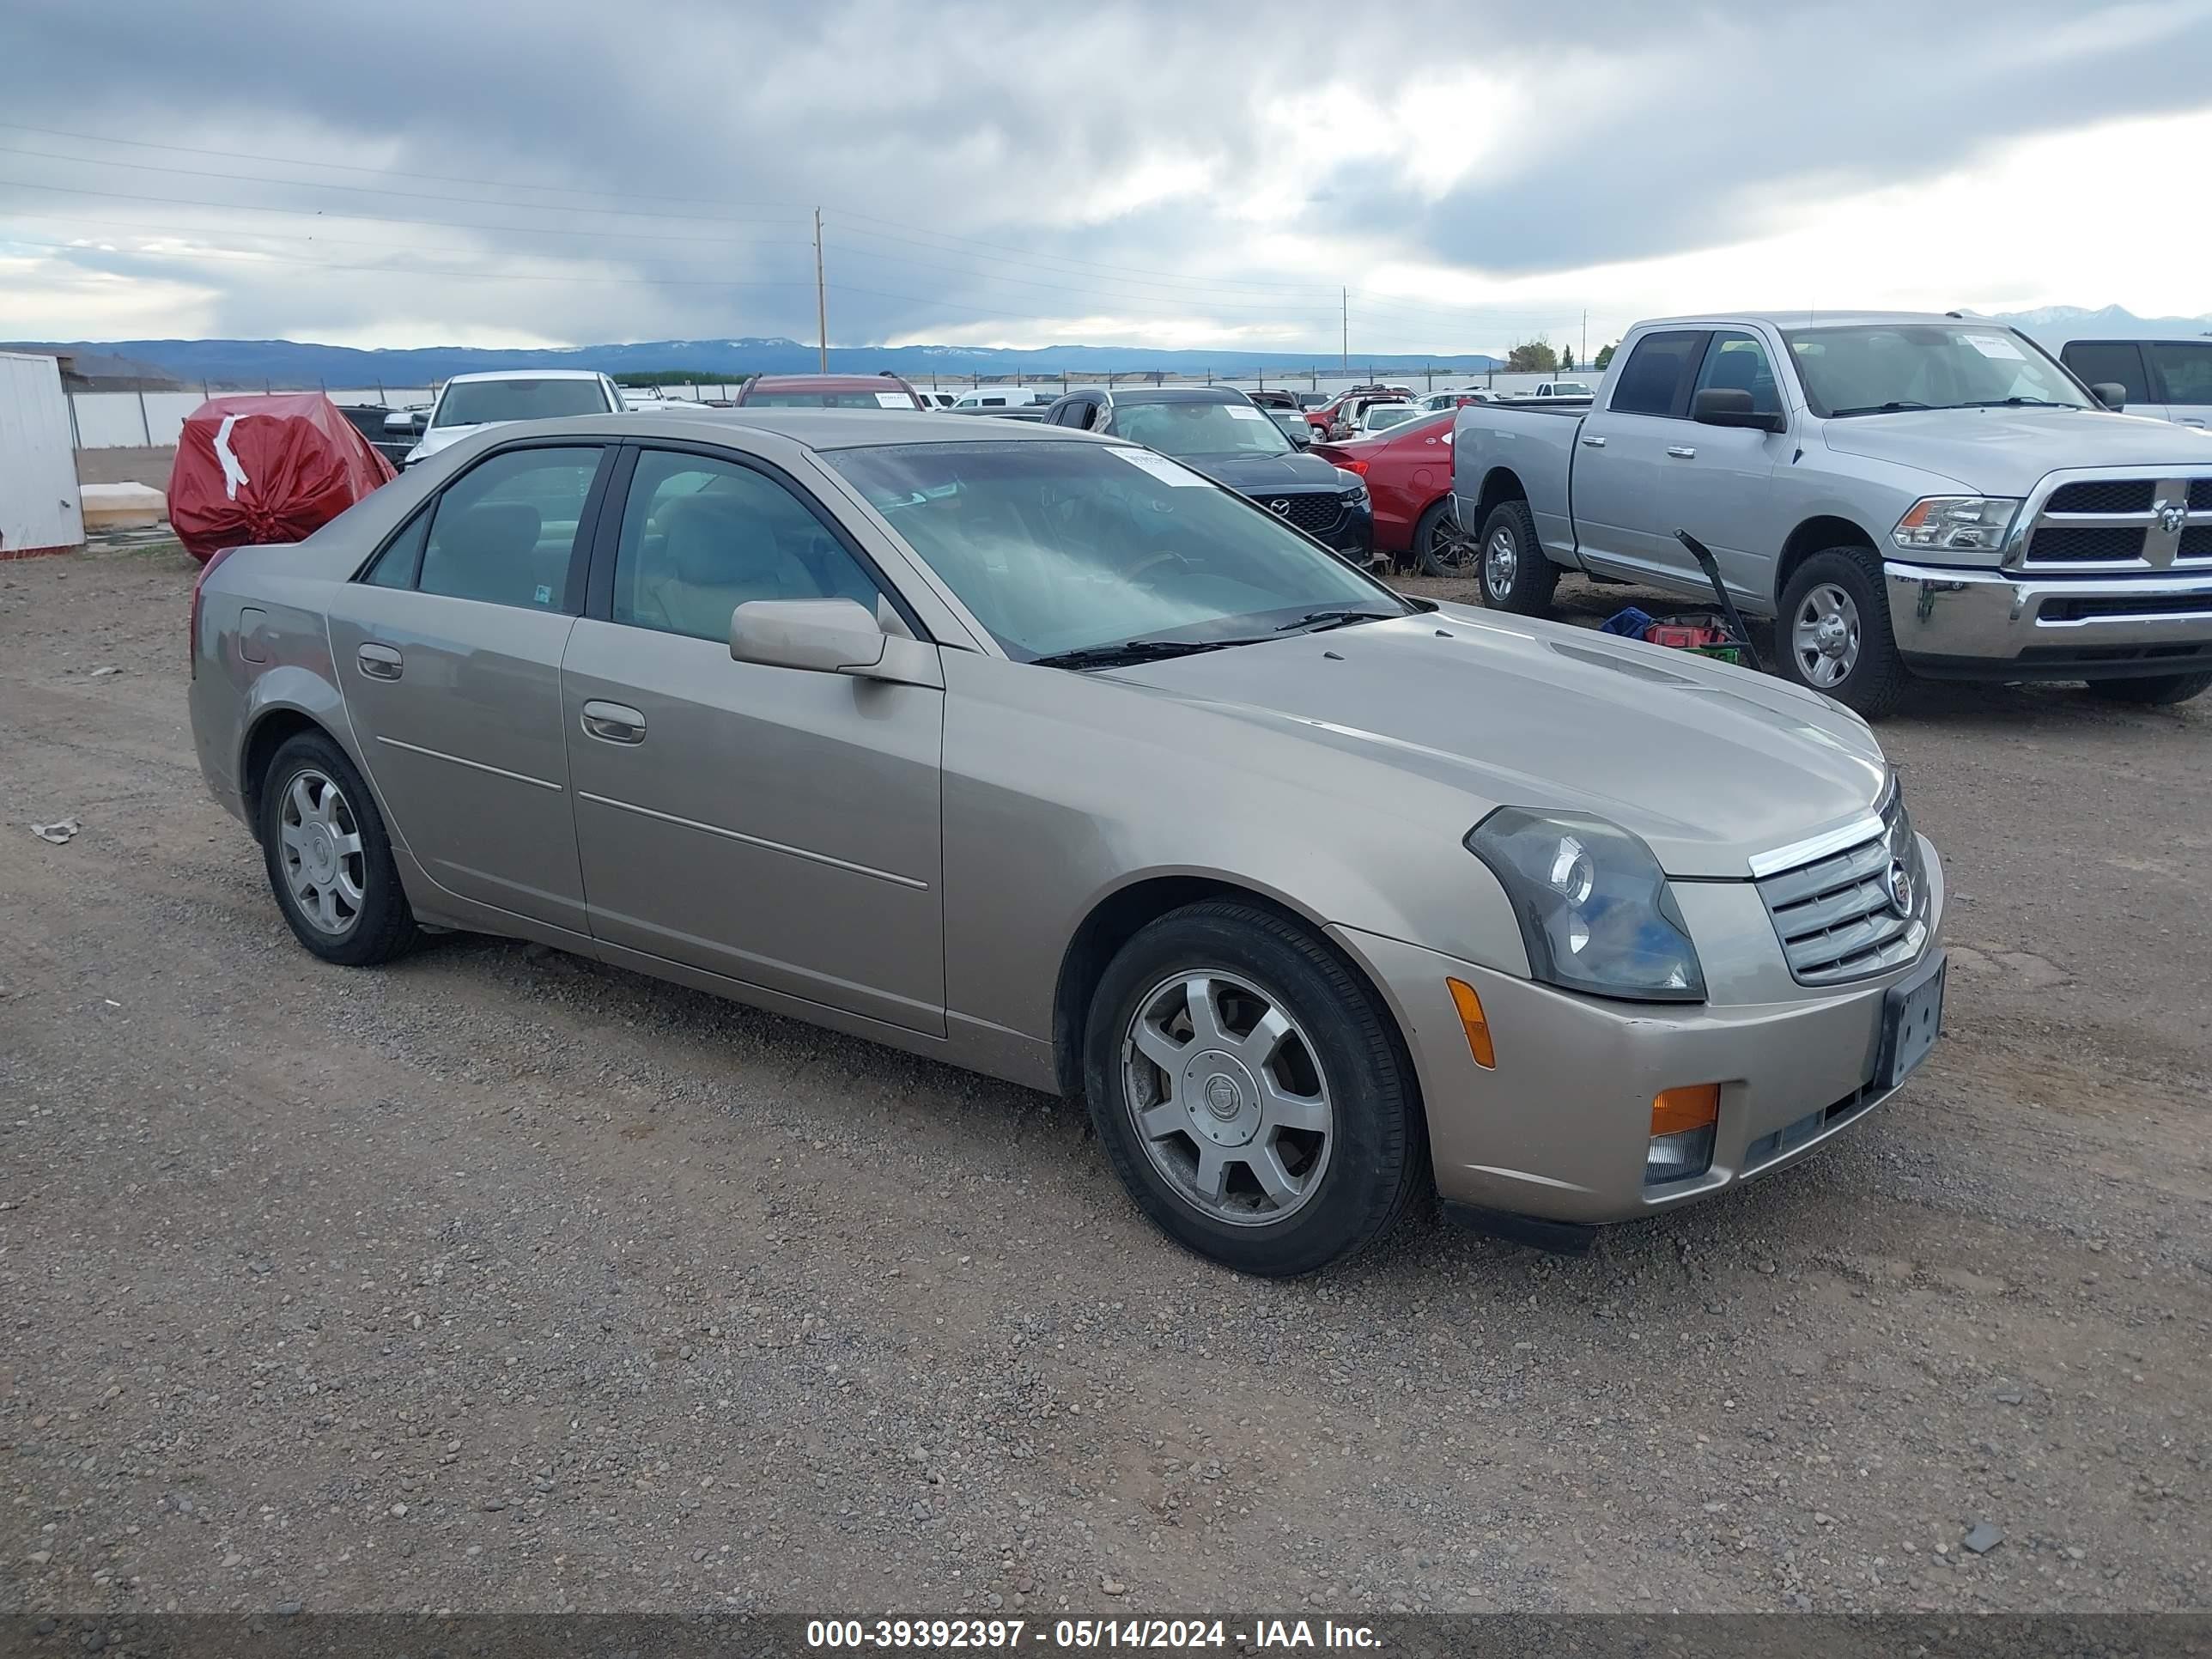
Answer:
1030;636;1272;671
1274;607;1401;634
1829;400;1934;416
1958;397;2075;409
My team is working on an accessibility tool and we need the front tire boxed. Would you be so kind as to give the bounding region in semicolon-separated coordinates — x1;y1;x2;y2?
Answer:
1083;902;1426;1276
1474;499;1559;614
1777;545;1909;719
258;731;421;966
2084;672;2212;707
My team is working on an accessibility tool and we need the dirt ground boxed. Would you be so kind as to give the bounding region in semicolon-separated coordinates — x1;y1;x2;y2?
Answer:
2;547;2206;1620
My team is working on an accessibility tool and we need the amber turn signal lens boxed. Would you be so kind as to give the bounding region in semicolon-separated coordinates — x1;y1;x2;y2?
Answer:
1445;978;1496;1069
1650;1083;1721;1137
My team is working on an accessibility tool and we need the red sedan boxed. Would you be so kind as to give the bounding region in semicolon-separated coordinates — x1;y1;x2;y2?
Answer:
1310;412;1468;574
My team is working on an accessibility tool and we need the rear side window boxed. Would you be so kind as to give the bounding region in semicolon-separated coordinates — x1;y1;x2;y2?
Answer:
2145;342;2212;405
414;446;605;610
1608;331;1704;416
2063;341;2149;404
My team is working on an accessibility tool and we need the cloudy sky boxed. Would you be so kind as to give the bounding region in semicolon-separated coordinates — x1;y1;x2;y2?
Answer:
6;0;2210;357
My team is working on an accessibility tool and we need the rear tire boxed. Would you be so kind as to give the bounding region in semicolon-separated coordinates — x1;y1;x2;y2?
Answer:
1083;902;1426;1276
1474;499;1559;614
258;731;421;967
2084;672;2212;707
1776;545;1910;719
1413;497;1471;576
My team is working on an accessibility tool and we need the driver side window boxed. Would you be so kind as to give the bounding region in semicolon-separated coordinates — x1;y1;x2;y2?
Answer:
1692;331;1782;415
611;450;882;644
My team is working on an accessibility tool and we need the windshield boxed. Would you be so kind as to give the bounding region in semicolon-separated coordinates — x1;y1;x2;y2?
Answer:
1783;324;2093;416
748;388;919;409
433;379;611;428
1548;381;1591;397
822;440;1402;662
1109;398;1293;459
1364;404;1419;431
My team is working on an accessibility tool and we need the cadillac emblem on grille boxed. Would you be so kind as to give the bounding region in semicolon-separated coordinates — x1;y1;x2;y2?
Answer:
1268;499;1291;515
1884;857;1915;918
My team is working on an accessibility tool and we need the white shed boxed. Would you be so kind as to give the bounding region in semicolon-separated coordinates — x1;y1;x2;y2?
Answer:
0;351;85;559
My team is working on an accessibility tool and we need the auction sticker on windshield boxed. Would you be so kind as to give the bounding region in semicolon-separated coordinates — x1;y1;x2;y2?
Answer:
1225;405;1267;421
1964;334;2024;359
876;391;917;408
1109;448;1211;486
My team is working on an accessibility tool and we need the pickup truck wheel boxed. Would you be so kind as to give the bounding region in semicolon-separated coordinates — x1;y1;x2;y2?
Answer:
258;732;422;967
1777;546;1908;719
2083;672;2212;707
1475;499;1558;614
1413;498;1473;576
1084;901;1427;1276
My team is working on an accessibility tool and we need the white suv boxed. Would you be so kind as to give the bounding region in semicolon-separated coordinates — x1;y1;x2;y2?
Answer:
400;370;626;465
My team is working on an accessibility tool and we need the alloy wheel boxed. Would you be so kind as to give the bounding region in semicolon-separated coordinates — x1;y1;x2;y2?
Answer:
1121;971;1334;1227
276;769;367;936
1791;581;1863;688
1484;525;1518;599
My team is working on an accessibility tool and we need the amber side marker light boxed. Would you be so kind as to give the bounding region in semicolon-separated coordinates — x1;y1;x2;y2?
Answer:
1647;1083;1720;1185
1444;978;1495;1069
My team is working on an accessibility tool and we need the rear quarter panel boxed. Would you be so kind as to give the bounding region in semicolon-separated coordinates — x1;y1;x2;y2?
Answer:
1450;404;1582;562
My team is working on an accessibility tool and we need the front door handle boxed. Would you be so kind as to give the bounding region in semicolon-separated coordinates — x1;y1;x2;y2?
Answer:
2179;417;2206;428
1666;445;1698;459
357;642;404;681
1579;434;1607;447
580;701;647;744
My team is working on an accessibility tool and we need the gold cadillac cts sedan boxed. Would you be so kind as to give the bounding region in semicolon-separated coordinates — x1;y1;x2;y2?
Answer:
189;409;1946;1275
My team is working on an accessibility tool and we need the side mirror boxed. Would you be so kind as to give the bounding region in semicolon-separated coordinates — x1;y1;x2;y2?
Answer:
1285;424;1311;447
730;598;884;673
1692;386;1785;434
2091;382;2127;412
730;598;945;688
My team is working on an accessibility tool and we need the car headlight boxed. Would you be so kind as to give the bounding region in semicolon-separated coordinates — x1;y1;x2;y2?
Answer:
1467;809;1706;1002
1892;496;2019;553
1333;469;1368;505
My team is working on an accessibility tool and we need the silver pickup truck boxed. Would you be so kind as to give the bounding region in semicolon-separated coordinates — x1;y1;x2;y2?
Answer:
1451;311;2212;714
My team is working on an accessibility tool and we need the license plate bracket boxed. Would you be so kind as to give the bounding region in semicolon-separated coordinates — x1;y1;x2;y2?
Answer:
1876;953;1946;1089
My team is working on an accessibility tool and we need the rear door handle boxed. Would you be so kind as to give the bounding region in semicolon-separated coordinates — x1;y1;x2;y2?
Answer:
1579;434;1607;447
2179;417;2206;427
580;701;647;744
357;642;404;680
1666;446;1698;459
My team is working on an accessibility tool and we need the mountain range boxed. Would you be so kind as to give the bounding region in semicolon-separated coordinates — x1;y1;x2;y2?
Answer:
15;305;2208;389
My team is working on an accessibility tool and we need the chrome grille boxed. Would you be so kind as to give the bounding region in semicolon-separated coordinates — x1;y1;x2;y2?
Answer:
2021;471;2212;571
1755;797;1929;987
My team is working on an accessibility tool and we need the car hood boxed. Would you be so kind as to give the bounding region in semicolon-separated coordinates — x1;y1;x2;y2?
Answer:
1820;406;2212;494
1102;604;1889;879
1176;450;1349;493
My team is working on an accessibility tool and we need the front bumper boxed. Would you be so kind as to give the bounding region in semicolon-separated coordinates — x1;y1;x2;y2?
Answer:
1331;836;1945;1227
1885;560;2212;679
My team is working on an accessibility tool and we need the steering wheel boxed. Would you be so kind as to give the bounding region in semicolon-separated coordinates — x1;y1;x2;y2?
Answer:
1123;549;1192;587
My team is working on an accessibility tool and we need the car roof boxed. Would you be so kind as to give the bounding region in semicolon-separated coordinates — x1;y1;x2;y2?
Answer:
485;408;1113;452
745;374;917;392
1636;309;1991;331
1080;385;1246;404
443;368;606;384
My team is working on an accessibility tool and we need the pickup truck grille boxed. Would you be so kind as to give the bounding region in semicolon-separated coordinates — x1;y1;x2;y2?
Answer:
1260;492;1347;538
2046;480;2154;514
1755;796;1929;987
2021;471;2212;571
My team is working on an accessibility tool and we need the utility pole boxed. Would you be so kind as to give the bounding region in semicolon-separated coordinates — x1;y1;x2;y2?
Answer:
1581;311;1588;368
813;207;828;374
1340;288;1348;374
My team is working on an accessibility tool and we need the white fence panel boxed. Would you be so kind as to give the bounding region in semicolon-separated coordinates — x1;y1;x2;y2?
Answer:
0;352;85;555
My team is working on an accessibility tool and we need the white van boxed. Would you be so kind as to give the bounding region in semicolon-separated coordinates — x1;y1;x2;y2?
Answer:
948;386;1046;411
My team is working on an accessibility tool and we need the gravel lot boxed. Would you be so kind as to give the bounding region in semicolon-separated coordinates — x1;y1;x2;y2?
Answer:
3;546;2206;1619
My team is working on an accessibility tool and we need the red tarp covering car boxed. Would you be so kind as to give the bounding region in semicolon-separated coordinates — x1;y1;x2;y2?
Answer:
167;392;396;563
